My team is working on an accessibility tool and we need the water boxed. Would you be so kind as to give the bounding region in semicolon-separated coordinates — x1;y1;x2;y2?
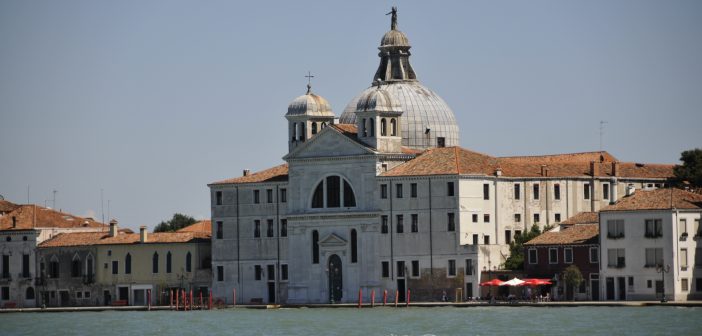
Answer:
1;306;698;336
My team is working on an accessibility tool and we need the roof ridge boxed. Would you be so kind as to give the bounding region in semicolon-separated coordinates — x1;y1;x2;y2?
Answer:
499;150;612;159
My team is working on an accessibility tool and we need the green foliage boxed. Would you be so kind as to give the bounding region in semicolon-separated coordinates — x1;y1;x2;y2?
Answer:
154;213;197;233
673;148;702;187
563;265;584;299
503;224;543;270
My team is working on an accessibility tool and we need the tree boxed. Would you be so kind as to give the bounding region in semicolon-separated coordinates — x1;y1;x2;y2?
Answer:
563;265;584;301
673;148;702;187
503;224;543;270
154;213;197;233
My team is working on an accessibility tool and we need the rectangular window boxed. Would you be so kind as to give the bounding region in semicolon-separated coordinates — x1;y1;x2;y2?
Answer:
267;265;275;281
266;219;274;237
473;234;479;245
266;189;273;203
679;218;688;237
483;235;490;245
697;278;702;292
554;184;561;200
608;248;626;268
584;183;590;200
217;266;224;281
280;188;287;203
628;276;634;291
280;219;288;237
397;261;405;278
281;264;288;281
680;248;688;269
695;219;701;237
410;183;417;198
253;190;260;204
647;280;652;288
555;213;561;223
590;247;599;263
1;287;9;300
533;213;540;224
533;184;540;200
645;248;663;267
564;248;573;264
22;254;30;278
514;213;521;222
382;261;390;278
254;220;261;238
448;259;456;277
447;213;455;232
380;184;388;199
549;248;558;264
465;259;473;275
696;247;702;267
381;216;389;234
528;248;538;264
112;261;118;275
644;219;662;238
682;278;689;292
603;183;609;200
411;214;419;233
447;182;455;196
514;184;521;200
515;230;522;238
472;214;478;223
396;215;404;233
483;214;490;223
505;230;512;244
76;291;82;299
255;265;262;281
216;221;223;239
215;191;223;205
396;184;403;198
483;183;490;200
607;219;625;239
411;260;419;277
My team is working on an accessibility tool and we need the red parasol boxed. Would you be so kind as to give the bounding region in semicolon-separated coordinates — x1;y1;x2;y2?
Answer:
521;278;552;286
479;279;504;286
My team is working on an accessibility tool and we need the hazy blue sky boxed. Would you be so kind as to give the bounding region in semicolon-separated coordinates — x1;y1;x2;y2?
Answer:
1;0;701;230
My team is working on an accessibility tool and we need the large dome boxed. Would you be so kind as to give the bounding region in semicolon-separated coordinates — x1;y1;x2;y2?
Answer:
340;82;459;149
286;90;333;117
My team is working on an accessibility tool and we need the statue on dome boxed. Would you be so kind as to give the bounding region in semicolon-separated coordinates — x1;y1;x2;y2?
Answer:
387;6;397;30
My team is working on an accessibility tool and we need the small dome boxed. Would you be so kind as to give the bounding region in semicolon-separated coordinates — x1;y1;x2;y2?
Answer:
356;87;402;113
380;30;410;47
286;92;334;117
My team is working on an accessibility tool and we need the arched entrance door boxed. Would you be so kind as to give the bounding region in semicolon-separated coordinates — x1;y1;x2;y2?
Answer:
328;254;343;303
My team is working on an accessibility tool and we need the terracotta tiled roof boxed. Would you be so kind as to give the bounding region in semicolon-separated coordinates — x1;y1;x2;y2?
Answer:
0;199;19;213
210;164;289;185
500;151;618;164
560;212;599;225
601;188;702;212
524;224;599;246
38;230;209;248
177;220;211;235
382;147;674;179
0;204;107;231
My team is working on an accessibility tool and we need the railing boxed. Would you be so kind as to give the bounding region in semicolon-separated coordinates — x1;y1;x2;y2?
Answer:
644;232;663;239
17;272;32;279
607;233;625;239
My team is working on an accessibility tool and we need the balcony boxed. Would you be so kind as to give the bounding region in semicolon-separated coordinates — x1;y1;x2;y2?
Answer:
644;232;663;239
607;233;625;240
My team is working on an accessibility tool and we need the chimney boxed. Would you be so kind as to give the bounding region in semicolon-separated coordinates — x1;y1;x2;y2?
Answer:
494;168;503;177
540;165;549;177
109;219;118;237
243;169;251;177
590;161;600;177
12;216;16;228
140;226;148;243
612;162;619;177
626;184;636;196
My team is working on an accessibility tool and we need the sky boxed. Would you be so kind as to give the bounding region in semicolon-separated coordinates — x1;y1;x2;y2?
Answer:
1;0;701;230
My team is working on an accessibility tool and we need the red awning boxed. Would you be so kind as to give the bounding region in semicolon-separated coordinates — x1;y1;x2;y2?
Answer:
479;279;504;286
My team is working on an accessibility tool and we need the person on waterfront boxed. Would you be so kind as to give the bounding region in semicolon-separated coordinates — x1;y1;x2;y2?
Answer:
441;290;447;302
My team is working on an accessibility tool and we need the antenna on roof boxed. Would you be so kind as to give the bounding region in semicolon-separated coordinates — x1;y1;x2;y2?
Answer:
599;120;608;151
52;190;57;210
101;189;105;224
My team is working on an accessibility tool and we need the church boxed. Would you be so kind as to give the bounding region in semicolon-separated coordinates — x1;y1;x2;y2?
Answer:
208;8;673;304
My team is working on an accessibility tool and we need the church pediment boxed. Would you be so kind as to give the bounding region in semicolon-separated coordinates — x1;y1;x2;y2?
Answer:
284;126;375;160
318;233;347;247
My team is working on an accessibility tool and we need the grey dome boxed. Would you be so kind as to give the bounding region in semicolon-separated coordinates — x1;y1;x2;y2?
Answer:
380;30;410;47
356;87;402;113
286;91;334;117
340;82;459;150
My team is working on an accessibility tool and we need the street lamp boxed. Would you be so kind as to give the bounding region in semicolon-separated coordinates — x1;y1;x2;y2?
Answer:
656;264;670;303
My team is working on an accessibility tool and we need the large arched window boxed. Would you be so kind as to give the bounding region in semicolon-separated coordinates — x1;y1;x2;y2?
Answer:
152;252;159;274
311;122;318;135
166;252;172;274
71;255;82;277
125;253;132;274
186;252;192;272
351;229;358;263
310;176;356;208
380;118;387;136
390;118;397;136
312;230;319;264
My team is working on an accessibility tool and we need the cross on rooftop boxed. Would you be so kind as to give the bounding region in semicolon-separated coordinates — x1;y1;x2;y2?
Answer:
305;71;314;94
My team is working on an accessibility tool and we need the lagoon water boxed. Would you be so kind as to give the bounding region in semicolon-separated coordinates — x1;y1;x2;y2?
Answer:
1;306;698;335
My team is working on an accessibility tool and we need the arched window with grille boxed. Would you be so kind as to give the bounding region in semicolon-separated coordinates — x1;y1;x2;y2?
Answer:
310;175;357;208
186;252;192;272
390;118;397;136
311;122;318;135
381;118;387;136
152;252;159;273
369;118;375;136
166;252;172;274
125;253;132;274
